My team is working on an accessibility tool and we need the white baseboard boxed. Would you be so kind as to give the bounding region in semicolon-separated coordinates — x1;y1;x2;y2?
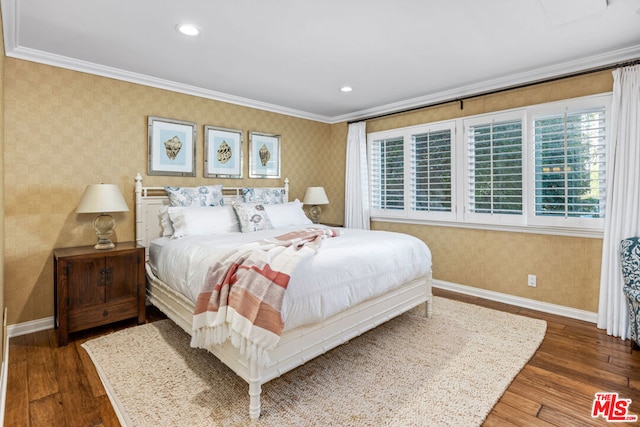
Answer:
0;333;8;426
0;283;597;427
1;307;9;426
7;316;54;338
3;282;599;339
433;279;598;323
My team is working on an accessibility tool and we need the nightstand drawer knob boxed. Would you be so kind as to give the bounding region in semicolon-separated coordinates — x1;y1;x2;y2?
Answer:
103;310;109;317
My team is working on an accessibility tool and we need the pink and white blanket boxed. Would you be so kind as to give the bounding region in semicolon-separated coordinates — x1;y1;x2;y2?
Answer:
191;227;339;365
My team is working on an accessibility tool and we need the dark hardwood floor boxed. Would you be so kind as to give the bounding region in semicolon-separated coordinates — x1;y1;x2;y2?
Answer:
4;289;640;426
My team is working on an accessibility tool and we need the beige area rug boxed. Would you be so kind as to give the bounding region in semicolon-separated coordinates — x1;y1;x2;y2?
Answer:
81;297;546;426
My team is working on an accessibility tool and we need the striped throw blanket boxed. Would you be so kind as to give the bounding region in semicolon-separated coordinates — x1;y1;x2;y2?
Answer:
191;227;339;365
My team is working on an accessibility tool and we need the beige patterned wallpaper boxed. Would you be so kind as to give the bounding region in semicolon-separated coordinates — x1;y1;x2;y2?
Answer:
367;71;613;313
2;55;612;326
3;58;343;325
0;15;6;350
373;222;603;312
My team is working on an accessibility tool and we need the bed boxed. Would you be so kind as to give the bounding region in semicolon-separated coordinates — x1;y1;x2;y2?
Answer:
133;173;433;420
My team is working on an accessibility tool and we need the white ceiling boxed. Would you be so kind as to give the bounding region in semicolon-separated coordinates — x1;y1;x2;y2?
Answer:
2;0;640;123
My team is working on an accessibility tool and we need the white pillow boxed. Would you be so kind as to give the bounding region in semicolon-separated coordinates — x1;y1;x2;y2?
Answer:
168;205;240;238
263;199;312;229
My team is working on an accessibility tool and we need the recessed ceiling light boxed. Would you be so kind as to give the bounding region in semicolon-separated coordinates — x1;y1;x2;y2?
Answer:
176;23;200;36
340;86;353;93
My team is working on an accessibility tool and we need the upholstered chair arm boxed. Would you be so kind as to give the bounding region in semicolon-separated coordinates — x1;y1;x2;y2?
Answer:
620;237;640;288
624;287;640;304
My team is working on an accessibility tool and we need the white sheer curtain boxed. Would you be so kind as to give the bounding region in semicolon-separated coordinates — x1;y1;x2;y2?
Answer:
598;64;640;339
344;121;370;229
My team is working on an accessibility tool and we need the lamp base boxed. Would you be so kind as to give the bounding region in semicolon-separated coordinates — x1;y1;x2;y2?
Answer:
309;205;322;224
93;239;115;250
93;213;116;250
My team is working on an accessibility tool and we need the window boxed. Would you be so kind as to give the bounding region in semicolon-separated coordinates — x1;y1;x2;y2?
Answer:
531;104;607;227
367;93;610;235
411;127;453;215
369;122;455;220
465;113;523;222
370;136;404;212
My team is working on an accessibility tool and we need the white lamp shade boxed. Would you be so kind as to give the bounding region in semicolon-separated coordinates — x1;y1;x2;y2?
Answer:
76;184;129;213
303;187;329;205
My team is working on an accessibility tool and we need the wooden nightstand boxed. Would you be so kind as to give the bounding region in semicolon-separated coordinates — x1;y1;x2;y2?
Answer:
53;242;145;346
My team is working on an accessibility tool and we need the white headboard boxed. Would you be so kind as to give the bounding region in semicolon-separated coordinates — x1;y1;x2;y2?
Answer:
134;173;290;250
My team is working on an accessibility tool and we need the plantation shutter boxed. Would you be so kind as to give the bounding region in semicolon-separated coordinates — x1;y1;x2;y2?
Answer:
370;136;405;211
411;129;452;212
533;107;606;218
467;119;523;215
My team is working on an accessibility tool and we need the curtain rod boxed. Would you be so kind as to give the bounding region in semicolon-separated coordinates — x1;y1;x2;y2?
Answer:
348;58;640;124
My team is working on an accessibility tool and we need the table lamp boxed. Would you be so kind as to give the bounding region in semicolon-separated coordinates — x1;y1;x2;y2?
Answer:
303;186;329;224
76;184;129;249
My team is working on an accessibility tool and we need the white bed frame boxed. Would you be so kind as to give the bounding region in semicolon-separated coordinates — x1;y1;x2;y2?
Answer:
133;173;433;420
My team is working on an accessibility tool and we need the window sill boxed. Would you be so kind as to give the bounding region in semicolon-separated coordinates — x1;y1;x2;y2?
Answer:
370;216;604;239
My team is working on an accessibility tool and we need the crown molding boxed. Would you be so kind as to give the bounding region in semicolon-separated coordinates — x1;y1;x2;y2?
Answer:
0;0;331;122
332;44;640;124
3;0;639;125
13;41;636;126
5;45;333;123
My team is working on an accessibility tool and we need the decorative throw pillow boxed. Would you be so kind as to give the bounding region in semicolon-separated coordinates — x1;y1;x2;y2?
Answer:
232;202;274;233
165;185;224;207
242;187;285;204
263;199;312;228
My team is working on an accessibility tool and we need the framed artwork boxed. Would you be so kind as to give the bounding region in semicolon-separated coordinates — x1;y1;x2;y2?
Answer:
249;131;281;178
148;116;196;176
204;126;243;178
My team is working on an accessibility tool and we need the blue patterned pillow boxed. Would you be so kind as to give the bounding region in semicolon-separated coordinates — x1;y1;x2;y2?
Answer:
242;188;285;204
232;202;273;233
165;185;224;207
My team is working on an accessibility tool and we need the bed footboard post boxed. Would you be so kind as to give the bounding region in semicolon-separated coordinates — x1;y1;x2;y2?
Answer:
426;298;433;318
248;361;262;420
425;270;433;318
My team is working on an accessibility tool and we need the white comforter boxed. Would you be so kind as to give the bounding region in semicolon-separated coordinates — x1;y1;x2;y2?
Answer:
149;225;432;331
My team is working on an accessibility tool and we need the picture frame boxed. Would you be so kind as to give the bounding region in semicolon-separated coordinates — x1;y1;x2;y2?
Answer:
249;131;281;178
148;116;196;176
204;126;244;178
